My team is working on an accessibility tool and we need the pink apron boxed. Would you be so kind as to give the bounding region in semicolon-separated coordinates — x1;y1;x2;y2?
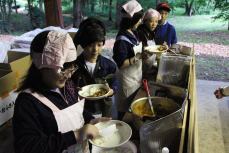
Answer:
24;89;88;153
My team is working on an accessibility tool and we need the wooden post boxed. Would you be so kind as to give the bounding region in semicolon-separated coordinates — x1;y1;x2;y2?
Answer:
44;0;64;28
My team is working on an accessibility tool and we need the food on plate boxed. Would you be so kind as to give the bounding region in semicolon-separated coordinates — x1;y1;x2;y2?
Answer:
144;45;167;53
88;88;108;97
157;45;167;51
78;84;110;100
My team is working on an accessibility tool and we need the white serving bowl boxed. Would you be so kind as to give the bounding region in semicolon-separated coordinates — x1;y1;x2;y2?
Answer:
89;120;132;149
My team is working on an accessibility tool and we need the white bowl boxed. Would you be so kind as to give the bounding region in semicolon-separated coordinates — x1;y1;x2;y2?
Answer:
92;141;137;153
78;84;110;100
89;120;132;149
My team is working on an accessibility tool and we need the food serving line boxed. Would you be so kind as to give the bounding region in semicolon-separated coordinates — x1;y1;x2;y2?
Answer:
82;44;198;153
0;32;198;152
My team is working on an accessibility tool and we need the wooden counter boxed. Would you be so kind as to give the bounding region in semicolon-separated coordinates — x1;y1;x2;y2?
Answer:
179;56;199;153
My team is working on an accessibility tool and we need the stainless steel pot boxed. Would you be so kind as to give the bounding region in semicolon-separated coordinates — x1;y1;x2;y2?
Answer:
130;97;180;129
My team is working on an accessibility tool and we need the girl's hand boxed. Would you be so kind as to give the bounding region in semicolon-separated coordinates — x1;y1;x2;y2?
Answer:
90;117;111;125
74;124;99;141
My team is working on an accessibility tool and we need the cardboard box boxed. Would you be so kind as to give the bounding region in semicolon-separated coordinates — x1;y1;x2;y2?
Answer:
68;32;76;39
0;65;17;126
0;91;18;126
0;66;17;98
7;51;31;86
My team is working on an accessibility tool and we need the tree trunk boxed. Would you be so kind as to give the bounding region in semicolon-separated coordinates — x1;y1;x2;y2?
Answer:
73;0;82;27
27;0;33;28
39;0;43;11
44;0;64;28
91;1;95;13
184;0;194;16
7;0;13;27
228;20;229;31
115;0;121;28
108;0;112;21
73;0;77;27
0;0;8;32
156;0;160;7
14;0;18;14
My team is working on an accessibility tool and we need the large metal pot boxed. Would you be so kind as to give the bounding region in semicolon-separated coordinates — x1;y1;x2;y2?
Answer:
130;97;180;129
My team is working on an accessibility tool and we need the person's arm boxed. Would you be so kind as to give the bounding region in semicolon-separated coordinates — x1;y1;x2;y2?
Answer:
171;25;177;45
83;110;95;124
120;57;137;69
13;93;77;153
222;86;229;96
214;86;229;99
113;40;135;69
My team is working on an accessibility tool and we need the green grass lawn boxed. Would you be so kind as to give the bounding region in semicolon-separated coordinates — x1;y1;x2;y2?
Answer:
106;14;229;45
168;15;229;45
169;15;227;32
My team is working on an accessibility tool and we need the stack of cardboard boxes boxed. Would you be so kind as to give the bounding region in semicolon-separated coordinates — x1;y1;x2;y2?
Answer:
0;51;31;126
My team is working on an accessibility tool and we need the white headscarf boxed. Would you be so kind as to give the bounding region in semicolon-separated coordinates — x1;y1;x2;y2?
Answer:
143;8;161;21
32;31;77;70
121;0;143;18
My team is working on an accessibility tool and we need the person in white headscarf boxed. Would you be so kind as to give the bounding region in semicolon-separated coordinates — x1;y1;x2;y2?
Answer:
113;0;145;120
13;31;109;153
137;8;161;47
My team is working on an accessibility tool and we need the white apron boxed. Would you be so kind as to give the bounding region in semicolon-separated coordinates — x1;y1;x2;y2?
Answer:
115;35;143;112
24;89;87;153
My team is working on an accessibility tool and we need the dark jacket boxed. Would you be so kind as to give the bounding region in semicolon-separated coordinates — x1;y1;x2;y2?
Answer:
137;24;155;47
64;53;117;114
13;90;93;153
154;22;177;47
113;30;139;68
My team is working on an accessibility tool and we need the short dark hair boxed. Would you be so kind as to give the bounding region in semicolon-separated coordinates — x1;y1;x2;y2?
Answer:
119;9;144;31
30;30;50;54
17;64;46;92
74;18;106;48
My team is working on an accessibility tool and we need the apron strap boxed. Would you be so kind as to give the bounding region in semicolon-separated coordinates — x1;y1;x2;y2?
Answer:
23;89;60;112
116;35;135;45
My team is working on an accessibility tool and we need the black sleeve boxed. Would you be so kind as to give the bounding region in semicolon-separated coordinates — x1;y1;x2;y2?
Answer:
83;110;95;123
113;40;129;68
107;62;118;92
13;93;77;153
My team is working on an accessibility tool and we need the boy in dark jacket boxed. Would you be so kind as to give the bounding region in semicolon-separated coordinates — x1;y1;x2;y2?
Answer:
63;18;117;117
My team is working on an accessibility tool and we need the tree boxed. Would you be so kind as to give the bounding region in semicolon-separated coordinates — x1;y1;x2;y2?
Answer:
38;0;43;11
13;0;18;14
213;0;229;30
73;0;83;27
108;0;112;21
115;0;122;28
184;0;195;16
0;0;13;33
156;0;160;7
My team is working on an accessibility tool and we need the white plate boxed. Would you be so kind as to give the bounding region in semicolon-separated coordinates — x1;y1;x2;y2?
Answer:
78;84;110;100
145;45;167;53
89;120;132;149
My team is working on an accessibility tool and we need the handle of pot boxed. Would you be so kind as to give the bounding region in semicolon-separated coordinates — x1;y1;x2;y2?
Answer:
143;79;150;96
